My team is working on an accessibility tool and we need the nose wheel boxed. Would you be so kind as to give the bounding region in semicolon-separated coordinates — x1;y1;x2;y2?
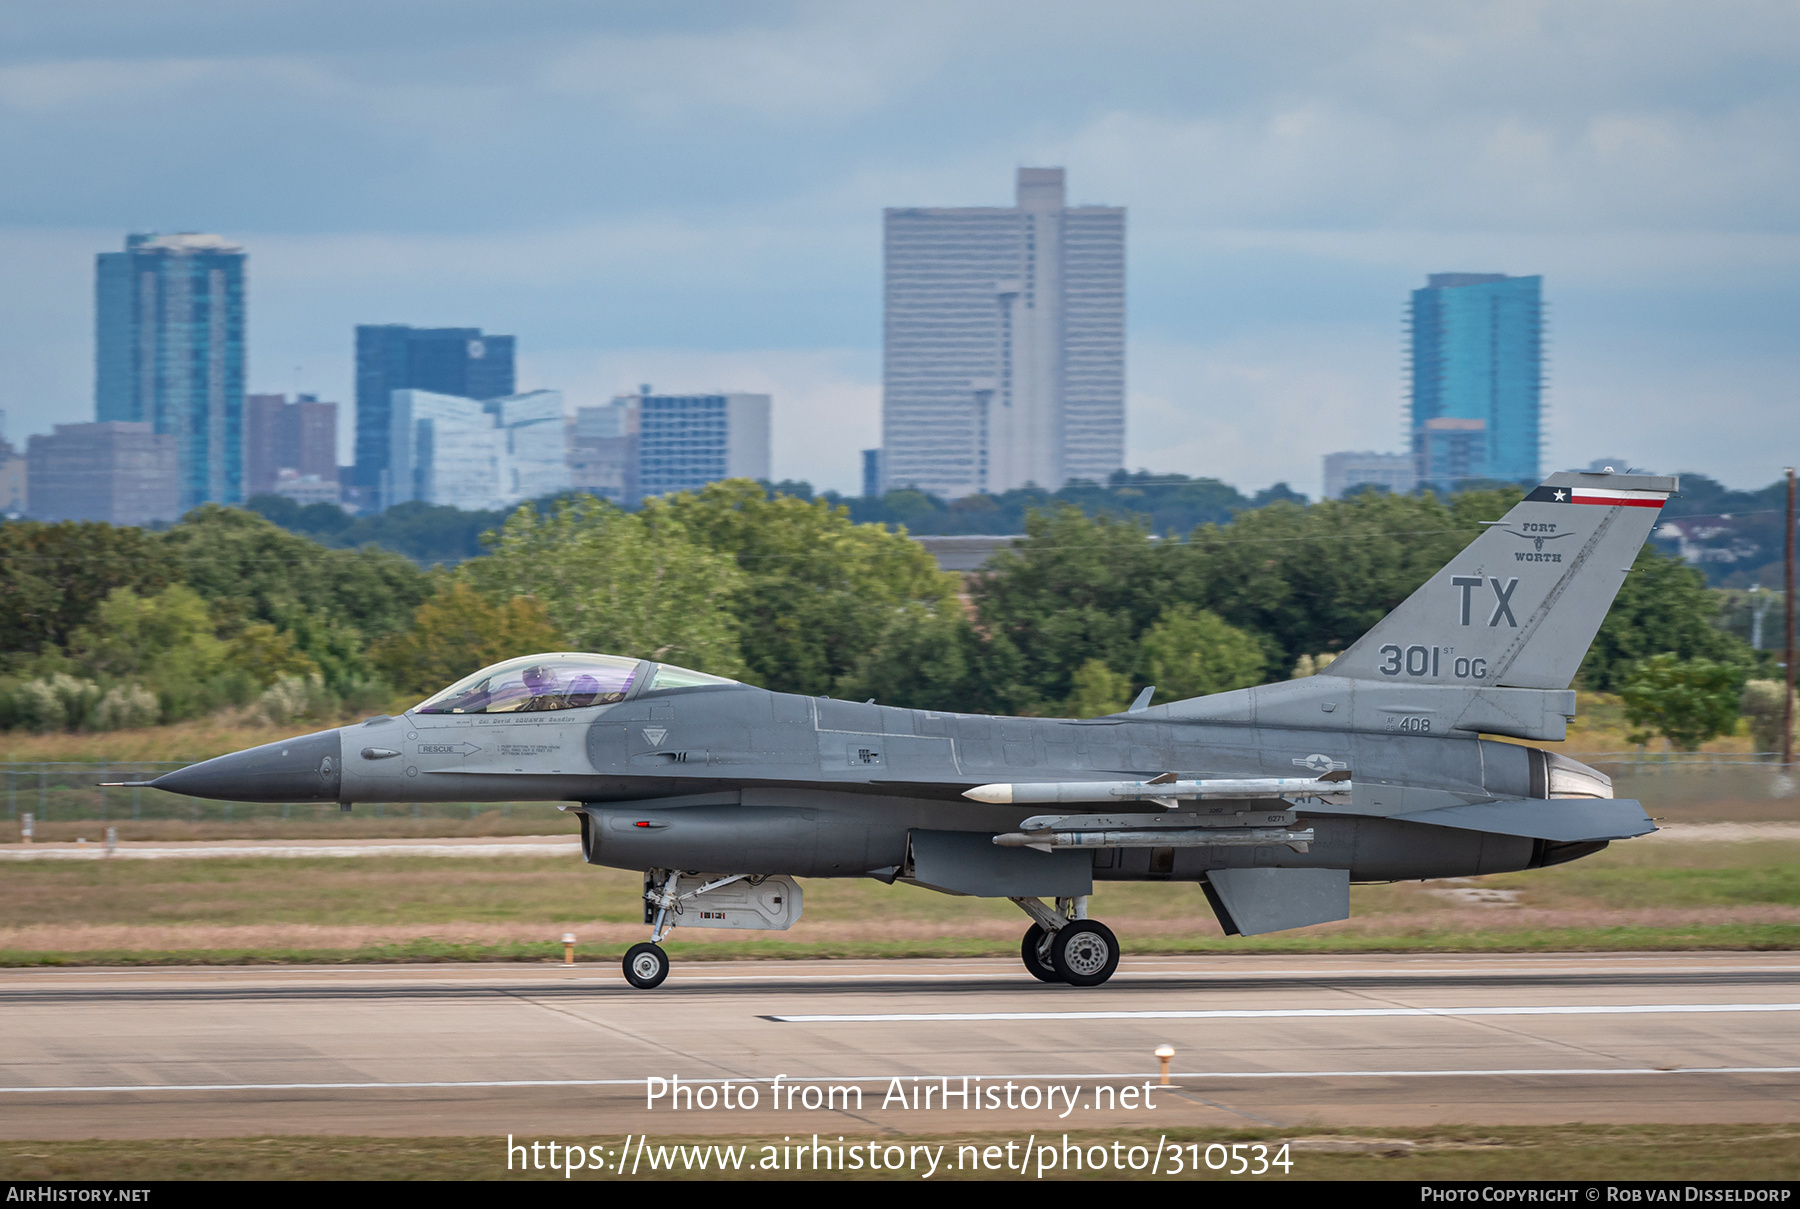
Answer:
623;942;670;989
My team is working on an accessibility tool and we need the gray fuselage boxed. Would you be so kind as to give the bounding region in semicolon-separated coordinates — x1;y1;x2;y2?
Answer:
155;679;1597;886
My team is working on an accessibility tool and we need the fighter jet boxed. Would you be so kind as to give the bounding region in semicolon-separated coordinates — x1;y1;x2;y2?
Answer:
121;470;1672;989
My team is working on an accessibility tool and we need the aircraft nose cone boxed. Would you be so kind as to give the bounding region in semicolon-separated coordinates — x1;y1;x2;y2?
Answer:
150;728;343;803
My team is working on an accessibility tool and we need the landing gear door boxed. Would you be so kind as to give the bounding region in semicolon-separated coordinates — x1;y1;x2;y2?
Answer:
643;872;803;931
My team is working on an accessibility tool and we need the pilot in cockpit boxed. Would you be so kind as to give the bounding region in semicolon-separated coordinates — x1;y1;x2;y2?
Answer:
521;665;562;711
564;674;601;708
519;665;604;711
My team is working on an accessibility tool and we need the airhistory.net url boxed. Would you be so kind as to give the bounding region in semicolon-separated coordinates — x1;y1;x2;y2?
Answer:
505;1134;1295;1178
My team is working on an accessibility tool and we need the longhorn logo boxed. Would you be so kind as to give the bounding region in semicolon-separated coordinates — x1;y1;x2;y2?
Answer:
1508;529;1574;553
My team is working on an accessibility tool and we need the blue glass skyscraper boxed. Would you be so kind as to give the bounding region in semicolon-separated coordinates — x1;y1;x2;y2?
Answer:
1408;273;1543;491
95;233;246;509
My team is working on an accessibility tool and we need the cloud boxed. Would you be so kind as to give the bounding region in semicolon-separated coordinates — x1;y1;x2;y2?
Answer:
1037;98;1800;235
532;10;957;125
1127;327;1401;499
1550;329;1800;487
246;215;868;293
2;2;1798;498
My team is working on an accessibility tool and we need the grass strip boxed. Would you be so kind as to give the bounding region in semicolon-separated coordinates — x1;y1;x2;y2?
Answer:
5;923;1800;967
4;1125;1798;1181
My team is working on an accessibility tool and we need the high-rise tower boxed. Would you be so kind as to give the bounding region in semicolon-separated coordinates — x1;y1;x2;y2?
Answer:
354;324;515;509
631;388;771;500
95;233;246;509
881;168;1124;498
1408;273;1543;491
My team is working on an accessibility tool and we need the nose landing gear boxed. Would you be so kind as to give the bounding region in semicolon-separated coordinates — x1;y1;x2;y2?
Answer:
1011;896;1119;986
622;868;684;989
623;868;800;989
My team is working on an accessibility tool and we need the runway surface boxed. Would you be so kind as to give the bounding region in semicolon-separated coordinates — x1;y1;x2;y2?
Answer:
2;952;1798;1139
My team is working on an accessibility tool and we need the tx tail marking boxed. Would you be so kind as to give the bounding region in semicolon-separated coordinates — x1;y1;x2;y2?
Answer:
1487;577;1519;627
1452;576;1482;624
1452;576;1519;628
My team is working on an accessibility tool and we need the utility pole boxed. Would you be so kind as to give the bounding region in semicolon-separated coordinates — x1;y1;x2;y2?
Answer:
1786;466;1796;770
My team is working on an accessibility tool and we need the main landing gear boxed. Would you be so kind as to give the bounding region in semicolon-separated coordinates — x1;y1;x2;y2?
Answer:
1011;896;1120;987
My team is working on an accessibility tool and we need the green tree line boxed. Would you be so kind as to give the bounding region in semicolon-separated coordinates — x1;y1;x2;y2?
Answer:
0;506;430;730
0;482;1761;740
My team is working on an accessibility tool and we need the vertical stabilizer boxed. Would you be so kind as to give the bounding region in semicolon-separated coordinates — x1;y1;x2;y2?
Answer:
1322;471;1677;690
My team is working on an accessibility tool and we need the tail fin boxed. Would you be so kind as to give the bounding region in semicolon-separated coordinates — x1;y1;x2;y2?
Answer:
1323;471;1677;690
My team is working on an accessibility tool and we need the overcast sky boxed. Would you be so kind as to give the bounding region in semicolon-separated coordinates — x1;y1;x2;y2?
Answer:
1;1;1796;497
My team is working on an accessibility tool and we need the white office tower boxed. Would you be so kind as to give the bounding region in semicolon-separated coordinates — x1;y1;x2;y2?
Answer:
630;388;771;499
571;399;639;505
386;388;571;510
882;168;1124;498
489;389;571;503
387;390;505;510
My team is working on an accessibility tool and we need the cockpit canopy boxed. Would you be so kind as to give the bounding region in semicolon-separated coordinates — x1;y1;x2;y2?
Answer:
413;653;737;715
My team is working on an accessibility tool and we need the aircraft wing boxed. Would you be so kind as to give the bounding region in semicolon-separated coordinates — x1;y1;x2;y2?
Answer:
1385;797;1654;842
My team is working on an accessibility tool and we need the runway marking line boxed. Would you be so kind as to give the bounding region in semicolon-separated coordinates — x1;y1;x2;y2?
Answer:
765;1002;1800;1023
8;962;1799;988
5;1067;1800;1095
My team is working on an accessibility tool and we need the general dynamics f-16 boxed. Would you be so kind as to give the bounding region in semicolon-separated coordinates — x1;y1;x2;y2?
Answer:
118;470;1672;989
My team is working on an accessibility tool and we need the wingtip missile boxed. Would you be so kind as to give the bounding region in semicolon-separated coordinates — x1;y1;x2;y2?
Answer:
964;777;1354;806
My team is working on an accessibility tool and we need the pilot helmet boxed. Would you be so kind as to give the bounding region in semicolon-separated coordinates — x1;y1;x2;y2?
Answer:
522;665;561;694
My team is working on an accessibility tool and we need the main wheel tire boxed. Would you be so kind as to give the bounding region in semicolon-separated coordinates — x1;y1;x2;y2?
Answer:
623;942;670;989
1020;924;1062;982
1050;920;1120;987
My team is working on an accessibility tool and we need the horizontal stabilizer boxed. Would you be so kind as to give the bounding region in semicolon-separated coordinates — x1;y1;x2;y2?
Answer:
1204;867;1350;936
1391;798;1654;842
